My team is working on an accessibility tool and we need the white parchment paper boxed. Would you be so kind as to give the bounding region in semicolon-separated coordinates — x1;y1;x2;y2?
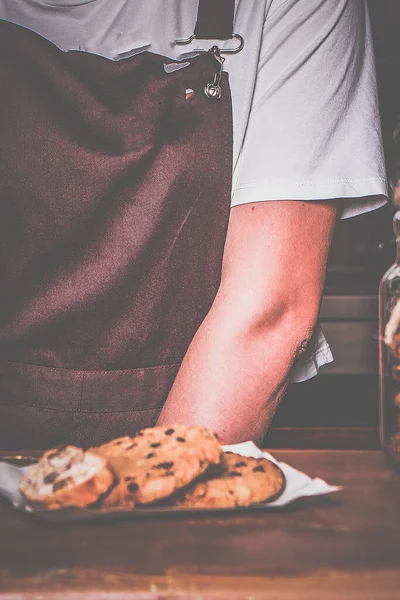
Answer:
0;441;341;515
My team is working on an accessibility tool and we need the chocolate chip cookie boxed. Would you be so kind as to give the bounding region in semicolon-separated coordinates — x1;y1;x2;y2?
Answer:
178;451;285;508
92;425;223;507
19;446;115;510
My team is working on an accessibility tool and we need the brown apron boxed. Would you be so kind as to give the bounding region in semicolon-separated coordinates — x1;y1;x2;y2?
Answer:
0;2;235;449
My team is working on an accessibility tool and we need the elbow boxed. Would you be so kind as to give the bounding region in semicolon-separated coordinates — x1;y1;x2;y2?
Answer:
213;286;320;361
255;297;319;359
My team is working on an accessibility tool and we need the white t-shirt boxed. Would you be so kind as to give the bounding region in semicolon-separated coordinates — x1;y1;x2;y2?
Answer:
0;0;388;382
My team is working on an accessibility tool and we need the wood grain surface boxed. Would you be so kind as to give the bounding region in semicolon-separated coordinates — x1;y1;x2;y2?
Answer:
1;450;400;599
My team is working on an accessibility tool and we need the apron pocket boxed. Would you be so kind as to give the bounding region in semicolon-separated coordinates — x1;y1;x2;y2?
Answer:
0;361;180;449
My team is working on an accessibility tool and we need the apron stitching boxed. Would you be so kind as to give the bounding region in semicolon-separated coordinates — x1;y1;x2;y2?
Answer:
0;402;162;414
77;407;162;414
1;360;181;375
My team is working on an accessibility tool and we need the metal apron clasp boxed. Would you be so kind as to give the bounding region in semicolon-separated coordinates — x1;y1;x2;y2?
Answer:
175;32;244;54
204;46;224;100
175;33;244;101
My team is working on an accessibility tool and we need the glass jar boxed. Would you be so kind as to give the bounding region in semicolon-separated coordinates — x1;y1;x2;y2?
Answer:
379;210;400;466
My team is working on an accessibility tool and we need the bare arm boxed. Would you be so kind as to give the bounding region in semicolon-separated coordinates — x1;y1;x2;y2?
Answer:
157;200;337;444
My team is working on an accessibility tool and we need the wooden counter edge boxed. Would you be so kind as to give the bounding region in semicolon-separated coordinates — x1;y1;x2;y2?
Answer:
1;568;400;599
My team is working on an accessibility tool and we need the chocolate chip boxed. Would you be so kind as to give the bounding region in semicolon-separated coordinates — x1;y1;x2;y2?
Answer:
164;471;175;477
150;443;161;448
154;461;174;470
253;465;265;473
235;461;247;468
214;432;220;439
165;428;175;435
229;471;242;477
53;477;72;492
176;437;185;442
127;482;139;494
44;472;57;485
124;476;134;481
146;452;156;459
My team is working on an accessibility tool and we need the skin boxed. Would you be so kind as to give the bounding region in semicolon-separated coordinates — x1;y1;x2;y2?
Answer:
157;199;337;444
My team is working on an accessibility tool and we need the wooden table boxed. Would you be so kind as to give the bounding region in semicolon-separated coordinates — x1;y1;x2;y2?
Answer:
1;450;400;599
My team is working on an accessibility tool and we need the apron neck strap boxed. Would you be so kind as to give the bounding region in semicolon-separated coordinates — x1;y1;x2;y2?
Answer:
194;0;235;40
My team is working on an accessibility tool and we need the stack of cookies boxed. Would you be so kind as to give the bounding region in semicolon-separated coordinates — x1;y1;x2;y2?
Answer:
19;425;285;511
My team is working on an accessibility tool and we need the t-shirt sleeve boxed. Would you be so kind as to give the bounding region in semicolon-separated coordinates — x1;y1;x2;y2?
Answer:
231;0;388;219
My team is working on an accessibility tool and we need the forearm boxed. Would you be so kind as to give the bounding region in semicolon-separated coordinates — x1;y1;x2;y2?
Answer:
157;200;337;443
157;297;311;444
